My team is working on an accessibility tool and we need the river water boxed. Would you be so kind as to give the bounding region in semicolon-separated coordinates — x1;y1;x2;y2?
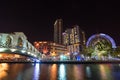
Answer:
0;63;120;80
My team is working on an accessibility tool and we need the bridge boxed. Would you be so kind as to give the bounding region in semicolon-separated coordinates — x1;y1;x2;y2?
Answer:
0;32;42;62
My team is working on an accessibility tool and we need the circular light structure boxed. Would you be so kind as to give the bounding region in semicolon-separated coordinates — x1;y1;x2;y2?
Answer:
86;33;116;48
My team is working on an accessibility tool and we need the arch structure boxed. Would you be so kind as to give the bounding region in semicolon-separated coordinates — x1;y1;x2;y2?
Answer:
86;33;116;48
0;32;42;60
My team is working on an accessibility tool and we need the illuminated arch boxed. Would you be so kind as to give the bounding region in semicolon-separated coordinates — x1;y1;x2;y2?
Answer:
5;35;12;47
17;37;23;47
86;33;116;48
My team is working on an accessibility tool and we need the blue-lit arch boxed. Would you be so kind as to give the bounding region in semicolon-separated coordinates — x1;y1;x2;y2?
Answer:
86;33;116;48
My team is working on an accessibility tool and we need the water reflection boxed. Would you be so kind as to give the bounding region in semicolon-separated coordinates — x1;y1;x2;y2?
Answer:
86;66;91;79
0;63;9;79
9;64;25;80
99;64;107;79
99;64;113;80
20;64;34;80
0;63;120;80
59;64;66;80
73;65;84;80
50;64;57;80
32;63;40;80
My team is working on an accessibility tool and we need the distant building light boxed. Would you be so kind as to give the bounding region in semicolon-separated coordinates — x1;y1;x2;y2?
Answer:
43;42;47;43
39;42;42;43
34;42;37;44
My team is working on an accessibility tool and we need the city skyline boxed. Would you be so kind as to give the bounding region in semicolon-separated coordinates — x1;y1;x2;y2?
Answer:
0;1;120;45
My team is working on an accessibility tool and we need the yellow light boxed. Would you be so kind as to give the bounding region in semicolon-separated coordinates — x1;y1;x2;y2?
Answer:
39;42;42;43
43;42;47;43
15;54;20;58
0;63;9;79
51;52;56;56
67;52;70;55
0;54;2;58
36;43;39;46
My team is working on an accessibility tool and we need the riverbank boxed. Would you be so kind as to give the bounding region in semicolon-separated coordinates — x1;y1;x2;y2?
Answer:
39;60;120;64
1;60;120;64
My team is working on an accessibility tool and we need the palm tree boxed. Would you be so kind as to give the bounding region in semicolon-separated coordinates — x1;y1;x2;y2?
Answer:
82;46;94;57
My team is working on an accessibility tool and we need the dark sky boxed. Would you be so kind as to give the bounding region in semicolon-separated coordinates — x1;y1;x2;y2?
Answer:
0;1;120;45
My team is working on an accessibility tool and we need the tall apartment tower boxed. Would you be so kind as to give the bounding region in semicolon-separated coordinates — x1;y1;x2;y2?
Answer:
62;25;86;54
54;19;63;44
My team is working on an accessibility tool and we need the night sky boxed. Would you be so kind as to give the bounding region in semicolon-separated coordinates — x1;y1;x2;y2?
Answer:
0;1;120;45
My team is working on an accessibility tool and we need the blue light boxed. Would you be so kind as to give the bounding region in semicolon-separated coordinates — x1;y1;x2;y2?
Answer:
86;33;116;48
76;56;81;61
33;58;40;63
32;63;40;80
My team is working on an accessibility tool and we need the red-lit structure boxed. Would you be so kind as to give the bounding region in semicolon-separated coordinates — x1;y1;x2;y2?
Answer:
34;41;67;56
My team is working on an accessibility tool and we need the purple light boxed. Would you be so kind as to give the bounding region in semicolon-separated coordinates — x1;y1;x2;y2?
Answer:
86;33;116;48
62;32;66;35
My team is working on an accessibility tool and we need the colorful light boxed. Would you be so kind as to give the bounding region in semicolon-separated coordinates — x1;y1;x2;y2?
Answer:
86;33;116;48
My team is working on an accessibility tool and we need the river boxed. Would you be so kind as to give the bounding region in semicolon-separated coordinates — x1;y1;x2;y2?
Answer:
0;63;120;80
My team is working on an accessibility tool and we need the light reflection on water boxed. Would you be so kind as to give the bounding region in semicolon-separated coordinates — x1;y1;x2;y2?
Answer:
0;63;120;80
86;66;91;78
32;63;40;80
99;64;108;80
99;64;115;80
50;64;57;80
73;65;84;80
0;63;9;79
58;64;66;80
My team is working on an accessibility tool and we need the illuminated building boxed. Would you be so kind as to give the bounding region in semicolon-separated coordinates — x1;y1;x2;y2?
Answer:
62;25;86;56
54;19;63;44
34;41;50;55
34;41;67;56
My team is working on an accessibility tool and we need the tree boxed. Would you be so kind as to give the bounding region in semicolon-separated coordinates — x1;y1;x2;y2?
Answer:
82;46;94;57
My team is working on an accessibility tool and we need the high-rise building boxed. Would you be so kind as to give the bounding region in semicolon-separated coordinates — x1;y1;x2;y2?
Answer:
54;19;63;44
62;25;86;55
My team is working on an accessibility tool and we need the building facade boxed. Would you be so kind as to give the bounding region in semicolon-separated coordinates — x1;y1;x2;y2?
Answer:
62;25;86;57
34;41;67;56
54;19;63;44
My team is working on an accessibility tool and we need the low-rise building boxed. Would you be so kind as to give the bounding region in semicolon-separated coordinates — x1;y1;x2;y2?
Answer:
34;41;69;60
